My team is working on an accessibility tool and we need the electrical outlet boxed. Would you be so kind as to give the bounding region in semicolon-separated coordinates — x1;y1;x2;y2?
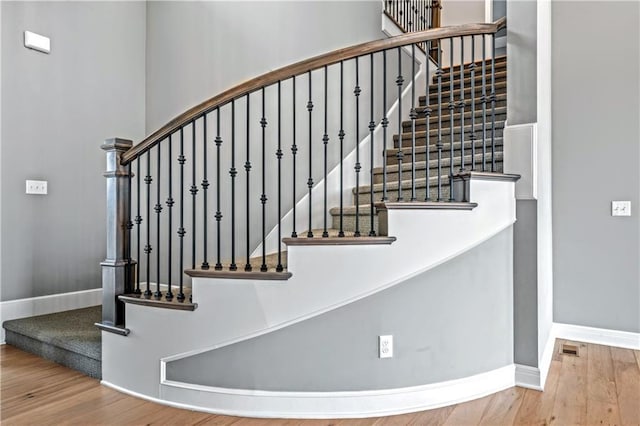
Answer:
612;201;631;217
26;180;48;195
379;335;393;359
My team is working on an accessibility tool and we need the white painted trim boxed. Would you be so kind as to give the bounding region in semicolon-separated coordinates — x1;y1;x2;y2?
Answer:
514;364;542;391
0;289;102;344
553;322;640;351
504;122;538;200
538;324;557;390
484;0;493;23
149;365;515;419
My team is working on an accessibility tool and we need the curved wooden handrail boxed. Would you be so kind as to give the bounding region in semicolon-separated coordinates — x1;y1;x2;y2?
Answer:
122;17;506;164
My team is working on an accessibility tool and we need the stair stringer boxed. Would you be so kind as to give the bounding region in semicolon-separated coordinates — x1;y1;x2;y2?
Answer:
101;177;517;414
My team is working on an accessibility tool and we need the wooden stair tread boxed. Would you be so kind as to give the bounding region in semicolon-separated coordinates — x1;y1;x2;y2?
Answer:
185;251;290;280
375;152;503;174
385;137;504;157
119;294;198;311
283;229;396;245
393;121;506;141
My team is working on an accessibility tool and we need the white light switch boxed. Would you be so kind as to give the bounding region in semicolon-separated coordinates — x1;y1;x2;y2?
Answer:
24;31;51;54
612;201;631;217
26;180;48;195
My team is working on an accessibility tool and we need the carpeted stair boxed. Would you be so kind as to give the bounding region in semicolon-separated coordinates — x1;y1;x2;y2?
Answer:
2;306;102;379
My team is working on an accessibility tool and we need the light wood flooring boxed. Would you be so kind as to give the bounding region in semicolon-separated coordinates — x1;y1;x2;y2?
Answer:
1;340;639;425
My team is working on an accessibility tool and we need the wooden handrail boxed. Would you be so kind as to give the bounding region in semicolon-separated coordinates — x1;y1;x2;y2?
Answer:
122;17;506;164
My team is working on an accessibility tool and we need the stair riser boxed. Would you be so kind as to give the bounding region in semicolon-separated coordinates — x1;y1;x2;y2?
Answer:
331;214;380;235
430;73;506;92
438;62;507;84
373;157;503;184
394;127;504;148
417;98;507;115
405;112;507;133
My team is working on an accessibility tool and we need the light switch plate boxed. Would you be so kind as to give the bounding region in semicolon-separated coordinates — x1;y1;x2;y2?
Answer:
612;201;631;217
24;31;51;54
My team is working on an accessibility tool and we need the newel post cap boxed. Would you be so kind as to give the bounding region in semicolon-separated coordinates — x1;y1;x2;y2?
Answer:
101;137;133;152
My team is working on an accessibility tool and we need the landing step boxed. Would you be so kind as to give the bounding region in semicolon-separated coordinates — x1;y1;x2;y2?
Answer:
2;306;102;379
119;295;198;311
185;251;291;280
283;229;396;245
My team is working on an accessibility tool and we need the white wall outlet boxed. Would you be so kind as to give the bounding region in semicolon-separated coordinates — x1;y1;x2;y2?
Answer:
24;31;51;54
611;201;631;217
26;180;48;195
379;335;393;359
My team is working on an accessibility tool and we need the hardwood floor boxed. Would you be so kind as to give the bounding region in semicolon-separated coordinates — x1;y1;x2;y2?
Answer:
1;340;639;425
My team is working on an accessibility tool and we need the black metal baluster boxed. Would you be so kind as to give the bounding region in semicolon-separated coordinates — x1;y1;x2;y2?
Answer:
134;160;142;295
291;77;298;238
126;164;133;294
369;53;376;237
154;144;163;300
191;121;198;270
166;135;174;301
354;57;361;237
338;62;345;237
482;34;487;172
459;37;465;173
276;82;284;272
448;38;455;201
491;34;497;172
245;95;252;271
215;108;223;271
410;44;417;201
230;101;238;270
306;71;314;238
260;88;268;272
396;47;404;201
436;42;443;201
425;40;431;201
382;51;389;202
322;66;329;238
470;35;476;171
201;115;209;270
143;150;152;299
177;128;186;302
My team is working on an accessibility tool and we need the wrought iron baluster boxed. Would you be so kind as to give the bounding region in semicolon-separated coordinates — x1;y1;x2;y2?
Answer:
191;121;198;270
382;50;389;202
201;115;209;270
396;47;404;202
230;101;238;270
144;150;152;298
245;95;252;271
410;44;417;201
322;66;329;238
338;62;345;237
436;42;443;201
354;57;362;237
307;71;314;238
126;164;133;294
425;40;431;201
276;82;284;272
134;160;142;295
291;76;298;238
166;135;174;301
369;53;376;237
154;143;163;300
177;128;186;302
215;108;223;271
260;88;268;272
459;36;466;173
491;34;497;172
482;34;487;172
448;38;455;201
470;35;477;171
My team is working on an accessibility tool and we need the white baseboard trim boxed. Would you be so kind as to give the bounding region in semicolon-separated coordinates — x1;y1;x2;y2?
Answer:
0;289;102;344
538;325;557;390
514;364;542;391
145;365;515;419
554;322;640;350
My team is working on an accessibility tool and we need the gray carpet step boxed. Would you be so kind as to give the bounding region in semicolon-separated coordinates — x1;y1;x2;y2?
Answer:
436;57;507;83
416;94;507;116
393;121;505;148
353;175;452;206
385;138;504;165
3;306;102;379
421;81;507;106
329;205;381;235
374;152;503;184
429;70;507;92
402;107;507;133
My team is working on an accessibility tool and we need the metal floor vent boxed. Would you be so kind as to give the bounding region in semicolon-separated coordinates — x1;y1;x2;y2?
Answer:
560;343;579;356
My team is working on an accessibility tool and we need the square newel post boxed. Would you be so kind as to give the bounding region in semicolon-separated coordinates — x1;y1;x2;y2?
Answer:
96;138;133;336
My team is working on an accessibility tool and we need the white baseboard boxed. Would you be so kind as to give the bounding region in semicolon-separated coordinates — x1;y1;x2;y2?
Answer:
0;289;102;344
554;322;640;350
515;364;542;391
149;365;515;419
538;326;557;390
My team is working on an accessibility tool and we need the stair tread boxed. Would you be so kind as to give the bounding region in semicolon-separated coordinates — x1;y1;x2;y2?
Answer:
393;121;505;141
417;93;507;112
385;137;504;157
421;80;507;103
186;251;290;279
329;201;478;216
376;152;503;174
403;106;507;127
284;229;396;245
432;70;507;87
439;55;506;73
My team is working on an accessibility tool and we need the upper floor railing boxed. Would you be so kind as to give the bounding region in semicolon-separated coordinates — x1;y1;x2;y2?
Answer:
384;0;442;57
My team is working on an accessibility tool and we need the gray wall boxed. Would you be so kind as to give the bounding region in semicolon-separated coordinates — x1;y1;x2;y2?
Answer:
167;227;514;391
552;1;640;332
0;1;146;301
